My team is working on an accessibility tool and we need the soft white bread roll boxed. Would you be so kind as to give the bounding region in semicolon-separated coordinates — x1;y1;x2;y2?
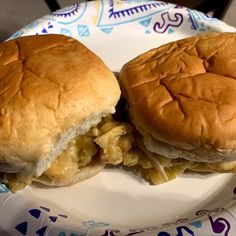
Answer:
35;159;105;187
0;34;120;177
120;32;236;163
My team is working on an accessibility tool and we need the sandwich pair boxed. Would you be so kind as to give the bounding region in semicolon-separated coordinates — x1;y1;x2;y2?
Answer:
1;33;236;191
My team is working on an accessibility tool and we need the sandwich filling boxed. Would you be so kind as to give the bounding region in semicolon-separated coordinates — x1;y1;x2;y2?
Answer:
40;119;236;186
0;116;127;191
0;116;143;191
2;115;236;191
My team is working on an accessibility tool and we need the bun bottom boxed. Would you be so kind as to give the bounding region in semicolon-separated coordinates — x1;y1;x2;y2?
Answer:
143;132;236;163
34;159;105;187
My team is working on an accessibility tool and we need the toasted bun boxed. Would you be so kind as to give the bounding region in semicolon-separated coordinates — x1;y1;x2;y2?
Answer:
120;32;236;162
0;34;120;176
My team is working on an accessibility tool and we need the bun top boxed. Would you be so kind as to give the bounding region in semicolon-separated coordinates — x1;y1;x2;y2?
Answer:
0;34;120;176
120;32;236;158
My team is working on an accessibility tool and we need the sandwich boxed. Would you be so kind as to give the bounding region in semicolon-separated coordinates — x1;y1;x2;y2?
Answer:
3;32;236;191
0;34;134;191
118;32;236;184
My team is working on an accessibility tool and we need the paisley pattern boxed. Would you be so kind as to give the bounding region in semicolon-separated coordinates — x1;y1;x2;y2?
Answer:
51;4;81;18
53;3;88;25
188;9;220;31
2;1;236;235
153;12;183;33
96;0;171;27
8;0;235;39
82;220;110;229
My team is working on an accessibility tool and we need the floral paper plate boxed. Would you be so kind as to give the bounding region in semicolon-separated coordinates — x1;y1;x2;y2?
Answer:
2;1;236;235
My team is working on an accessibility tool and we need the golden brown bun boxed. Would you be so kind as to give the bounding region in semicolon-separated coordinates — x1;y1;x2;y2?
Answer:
120;32;236;162
0;34;120;176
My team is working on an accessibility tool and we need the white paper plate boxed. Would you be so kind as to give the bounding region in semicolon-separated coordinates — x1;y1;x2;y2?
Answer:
1;1;236;235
